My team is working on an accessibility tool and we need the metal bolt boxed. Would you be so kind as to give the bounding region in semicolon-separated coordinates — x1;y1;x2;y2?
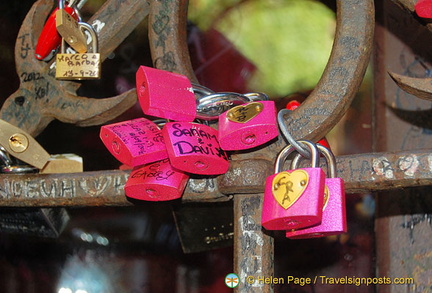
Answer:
9;133;29;153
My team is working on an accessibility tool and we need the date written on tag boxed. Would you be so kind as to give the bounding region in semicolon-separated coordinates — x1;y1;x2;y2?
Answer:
56;53;100;79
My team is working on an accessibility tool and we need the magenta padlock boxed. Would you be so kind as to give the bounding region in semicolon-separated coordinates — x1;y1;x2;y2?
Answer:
136;65;196;121
124;158;189;201
162;122;230;175
100;117;167;167
218;100;279;150
286;144;347;238
261;140;325;230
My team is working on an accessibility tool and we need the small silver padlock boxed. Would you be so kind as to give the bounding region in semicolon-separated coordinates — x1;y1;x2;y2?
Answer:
56;22;101;80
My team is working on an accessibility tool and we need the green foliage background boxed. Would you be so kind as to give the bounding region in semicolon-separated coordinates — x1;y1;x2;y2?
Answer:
188;0;335;98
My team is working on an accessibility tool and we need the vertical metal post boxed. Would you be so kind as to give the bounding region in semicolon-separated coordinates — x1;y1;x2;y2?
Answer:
374;1;432;292
234;194;274;293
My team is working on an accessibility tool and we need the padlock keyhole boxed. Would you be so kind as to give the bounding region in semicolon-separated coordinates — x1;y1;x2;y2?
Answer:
283;219;300;227
194;160;208;170
146;188;159;198
112;140;121;154
241;131;257;145
139;84;147;96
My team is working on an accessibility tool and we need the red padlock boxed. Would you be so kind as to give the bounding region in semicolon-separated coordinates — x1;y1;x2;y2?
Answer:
415;0;432;19
35;5;79;61
162;122;230;175
125;159;189;201
100;118;167;167
136;66;196;121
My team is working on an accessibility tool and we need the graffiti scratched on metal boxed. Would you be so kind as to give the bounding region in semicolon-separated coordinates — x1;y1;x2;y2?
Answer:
0;150;432;206
234;194;274;293
0;0;149;137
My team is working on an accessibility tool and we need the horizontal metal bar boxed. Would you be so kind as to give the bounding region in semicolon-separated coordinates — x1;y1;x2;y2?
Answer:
0;149;431;207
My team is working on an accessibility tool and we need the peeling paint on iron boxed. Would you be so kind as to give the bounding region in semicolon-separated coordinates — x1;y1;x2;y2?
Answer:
397;155;419;177
373;157;394;179
91;20;105;33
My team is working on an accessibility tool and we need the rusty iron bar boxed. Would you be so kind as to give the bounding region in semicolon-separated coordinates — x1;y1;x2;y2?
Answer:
148;0;375;144
386;0;432;102
0;149;432;207
148;0;197;83
234;194;274;293
0;0;149;137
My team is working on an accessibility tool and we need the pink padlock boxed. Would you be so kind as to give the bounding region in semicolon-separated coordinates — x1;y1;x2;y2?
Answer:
100;117;167;167
136;66;196;121
218;100;279;150
286;144;347;238
261;141;325;230
125;158;189;201
162;122;230;175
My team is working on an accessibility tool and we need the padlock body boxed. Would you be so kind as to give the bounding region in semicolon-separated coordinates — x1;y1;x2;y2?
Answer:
286;178;347;238
125;159;189;201
162;122;230;175
262;167;325;230
136;66;196;121
218;101;278;150
55;9;87;53
100;118;167;167
35;6;78;61
56;53;101;80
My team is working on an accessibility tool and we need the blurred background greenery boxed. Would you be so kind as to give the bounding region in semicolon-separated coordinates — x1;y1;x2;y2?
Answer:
188;0;336;97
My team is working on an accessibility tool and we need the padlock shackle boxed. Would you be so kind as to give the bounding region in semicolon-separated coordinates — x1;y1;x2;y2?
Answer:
196;92;251;120
274;140;319;174
192;83;214;97
0;146;13;167
243;92;269;101
291;144;337;178
317;144;337;178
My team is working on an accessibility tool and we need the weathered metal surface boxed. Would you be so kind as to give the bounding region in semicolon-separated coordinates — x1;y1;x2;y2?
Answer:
0;171;229;206
281;0;375;142
387;0;432;103
1;148;432;206
149;0;374;144
219;148;432;195
149;0;197;83
0;0;149;137
234;194;274;293
388;72;432;101
375;1;432;292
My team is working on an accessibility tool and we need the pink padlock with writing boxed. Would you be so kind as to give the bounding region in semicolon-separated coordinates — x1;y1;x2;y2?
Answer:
136;66;196;121
125;158;189;201
261;141;325;230
162;122;230;175
286;144;347;238
218;100;279;150
100;117;167;167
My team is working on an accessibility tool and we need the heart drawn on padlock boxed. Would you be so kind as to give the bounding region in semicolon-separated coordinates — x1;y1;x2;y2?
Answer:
226;102;264;123
272;170;309;209
323;185;330;211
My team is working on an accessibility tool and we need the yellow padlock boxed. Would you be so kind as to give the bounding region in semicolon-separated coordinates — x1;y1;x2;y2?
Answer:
55;0;87;54
56;22;101;80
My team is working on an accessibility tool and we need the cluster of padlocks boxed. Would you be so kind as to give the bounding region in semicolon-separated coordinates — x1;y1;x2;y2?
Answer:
29;0;348;239
98;65;347;239
100;65;279;200
36;0;100;79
